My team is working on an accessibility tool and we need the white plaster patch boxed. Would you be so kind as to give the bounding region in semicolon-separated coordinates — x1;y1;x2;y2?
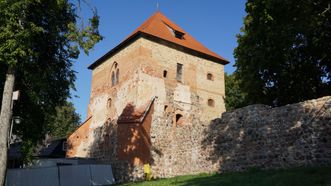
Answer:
174;84;191;111
174;84;191;104
114;72;140;117
90;94;109;128
137;71;166;117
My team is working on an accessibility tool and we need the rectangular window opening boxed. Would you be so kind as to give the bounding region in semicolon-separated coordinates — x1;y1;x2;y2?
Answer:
174;30;185;39
176;63;183;82
163;70;168;78
163;21;185;40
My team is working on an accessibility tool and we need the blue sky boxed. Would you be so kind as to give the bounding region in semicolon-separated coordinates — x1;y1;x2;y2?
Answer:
71;0;247;119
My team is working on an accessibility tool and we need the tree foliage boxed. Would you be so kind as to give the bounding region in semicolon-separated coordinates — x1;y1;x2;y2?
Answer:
46;102;80;139
234;0;331;106
225;73;247;111
0;0;102;160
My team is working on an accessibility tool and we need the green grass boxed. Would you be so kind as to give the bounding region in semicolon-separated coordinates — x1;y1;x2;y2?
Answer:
119;166;331;186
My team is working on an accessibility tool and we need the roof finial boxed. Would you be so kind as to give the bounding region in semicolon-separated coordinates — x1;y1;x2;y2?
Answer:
156;1;160;11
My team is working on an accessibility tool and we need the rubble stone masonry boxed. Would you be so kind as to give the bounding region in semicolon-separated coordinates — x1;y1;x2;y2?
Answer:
205;96;331;172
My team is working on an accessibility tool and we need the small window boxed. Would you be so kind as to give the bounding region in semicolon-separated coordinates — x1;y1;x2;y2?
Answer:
107;98;112;109
111;62;119;86
174;30;184;39
164;105;168;111
111;72;116;86
116;68;119;84
163;70;168;78
207;73;214;81
208;99;215;107
175;114;184;125
176;63;183;82
164;22;185;40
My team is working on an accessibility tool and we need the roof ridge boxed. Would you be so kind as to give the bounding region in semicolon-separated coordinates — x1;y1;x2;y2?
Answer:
88;12;229;69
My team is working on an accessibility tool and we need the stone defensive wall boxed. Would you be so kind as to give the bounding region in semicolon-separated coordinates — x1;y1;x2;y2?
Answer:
204;96;331;172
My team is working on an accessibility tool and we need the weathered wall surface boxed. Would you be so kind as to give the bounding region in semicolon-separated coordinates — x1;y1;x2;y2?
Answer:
117;101;154;165
132;38;224;177
110;96;331;183
68;39;146;158
204;96;331;172
139;38;226;121
149;94;217;178
68;36;226;161
66;117;92;157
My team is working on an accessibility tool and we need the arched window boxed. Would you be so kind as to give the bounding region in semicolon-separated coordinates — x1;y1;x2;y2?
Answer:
111;62;119;86
116;68;119;84
111;72;116;86
107;98;112;109
208;99;215;107
175;113;184;125
207;73;214;81
164;105;168;111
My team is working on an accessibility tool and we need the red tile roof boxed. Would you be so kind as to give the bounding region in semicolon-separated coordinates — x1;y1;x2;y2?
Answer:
88;12;229;69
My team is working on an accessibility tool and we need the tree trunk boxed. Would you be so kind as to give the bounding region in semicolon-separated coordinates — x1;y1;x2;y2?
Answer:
0;66;15;186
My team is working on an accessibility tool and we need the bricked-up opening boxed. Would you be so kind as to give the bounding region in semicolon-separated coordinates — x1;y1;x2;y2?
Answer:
175;114;184;125
163;70;168;78
207;73;214;81
208;99;215;107
176;63;183;82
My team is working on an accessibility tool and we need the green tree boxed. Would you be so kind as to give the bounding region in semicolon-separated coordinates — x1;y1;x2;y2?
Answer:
225;73;247;111
47;102;80;139
234;0;331;106
0;0;102;184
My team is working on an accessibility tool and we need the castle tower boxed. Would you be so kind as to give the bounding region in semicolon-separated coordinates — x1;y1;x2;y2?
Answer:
67;12;228;178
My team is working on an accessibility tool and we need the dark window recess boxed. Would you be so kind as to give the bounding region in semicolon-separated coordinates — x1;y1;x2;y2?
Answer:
176;63;183;82
174;30;185;39
111;72;116;86
207;73;214;80
107;98;112;109
164;105;168;111
163;70;168;78
116;68;119;84
164;23;185;40
208;99;215;107
111;62;119;86
175;114;184;125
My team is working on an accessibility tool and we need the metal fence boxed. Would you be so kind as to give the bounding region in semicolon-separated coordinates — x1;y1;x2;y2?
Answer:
6;164;115;186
